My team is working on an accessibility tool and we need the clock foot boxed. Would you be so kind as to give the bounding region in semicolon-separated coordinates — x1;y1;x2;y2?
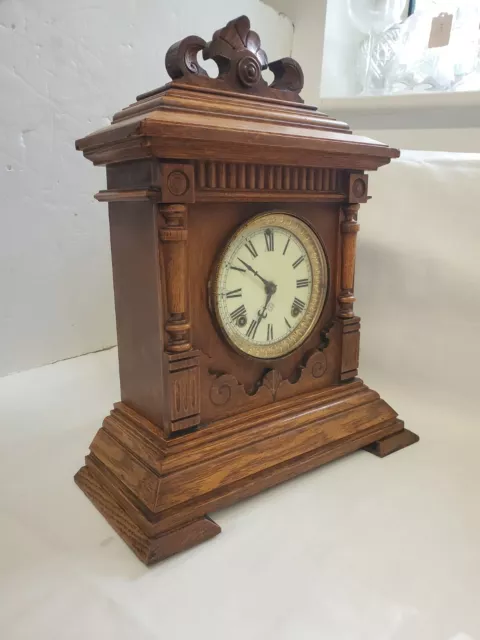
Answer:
363;421;419;458
75;465;221;565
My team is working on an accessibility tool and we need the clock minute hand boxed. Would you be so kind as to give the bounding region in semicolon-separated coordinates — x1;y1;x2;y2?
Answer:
238;258;270;288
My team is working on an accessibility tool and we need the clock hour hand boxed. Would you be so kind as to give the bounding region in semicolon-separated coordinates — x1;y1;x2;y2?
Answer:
257;289;274;322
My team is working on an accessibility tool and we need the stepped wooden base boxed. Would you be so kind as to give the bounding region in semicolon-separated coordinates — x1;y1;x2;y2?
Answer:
74;379;418;565
364;422;419;458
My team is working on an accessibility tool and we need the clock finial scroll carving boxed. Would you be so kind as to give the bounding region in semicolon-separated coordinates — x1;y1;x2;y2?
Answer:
165;15;305;103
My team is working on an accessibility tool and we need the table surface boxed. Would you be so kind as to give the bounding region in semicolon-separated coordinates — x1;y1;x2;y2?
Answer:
1;348;479;640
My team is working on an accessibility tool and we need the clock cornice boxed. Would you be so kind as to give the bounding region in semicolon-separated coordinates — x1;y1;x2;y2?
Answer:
75;16;399;171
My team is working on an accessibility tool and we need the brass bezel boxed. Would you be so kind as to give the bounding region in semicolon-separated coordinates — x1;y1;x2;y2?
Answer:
210;211;329;360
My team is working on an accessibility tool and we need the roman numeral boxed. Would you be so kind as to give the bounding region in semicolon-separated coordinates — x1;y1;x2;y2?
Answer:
292;255;305;269
292;297;306;314
246;319;259;339
296;278;309;288
230;304;246;321
284;317;291;329
225;288;242;299
245;240;258;259
267;323;274;341
230;264;246;273
283;237;290;255
264;229;274;252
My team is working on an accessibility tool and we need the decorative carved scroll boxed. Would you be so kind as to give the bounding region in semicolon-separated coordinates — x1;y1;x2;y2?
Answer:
164;16;305;103
165;35;208;80
208;348;329;409
338;204;360;319
158;204;191;352
269;57;304;93
205;325;333;420
209;373;252;407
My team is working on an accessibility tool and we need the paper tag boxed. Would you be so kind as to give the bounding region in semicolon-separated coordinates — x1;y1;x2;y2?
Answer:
428;12;453;48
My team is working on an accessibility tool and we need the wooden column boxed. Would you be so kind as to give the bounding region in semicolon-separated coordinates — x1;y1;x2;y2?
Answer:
159;204;191;353
338;203;360;319
159;203;201;435
338;172;367;382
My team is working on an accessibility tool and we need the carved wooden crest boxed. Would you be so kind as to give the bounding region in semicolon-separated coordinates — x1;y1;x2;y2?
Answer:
165;15;304;103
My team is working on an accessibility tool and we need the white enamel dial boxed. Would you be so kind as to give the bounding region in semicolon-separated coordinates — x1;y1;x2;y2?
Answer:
211;211;328;359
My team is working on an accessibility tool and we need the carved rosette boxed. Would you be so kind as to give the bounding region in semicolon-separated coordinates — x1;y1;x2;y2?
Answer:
158;204;191;352
348;173;369;204
338;203;360;319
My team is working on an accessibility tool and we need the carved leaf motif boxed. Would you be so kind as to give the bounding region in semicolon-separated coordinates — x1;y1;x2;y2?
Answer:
203;15;268;89
262;370;283;400
206;16;267;67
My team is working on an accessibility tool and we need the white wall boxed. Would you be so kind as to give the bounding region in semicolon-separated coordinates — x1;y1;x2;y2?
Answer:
359;128;480;153
264;0;328;104
0;0;293;377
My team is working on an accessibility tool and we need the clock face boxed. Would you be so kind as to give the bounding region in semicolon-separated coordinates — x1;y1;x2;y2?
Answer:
211;211;328;359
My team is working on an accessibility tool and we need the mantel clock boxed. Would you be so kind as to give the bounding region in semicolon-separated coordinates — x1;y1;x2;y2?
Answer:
75;16;419;565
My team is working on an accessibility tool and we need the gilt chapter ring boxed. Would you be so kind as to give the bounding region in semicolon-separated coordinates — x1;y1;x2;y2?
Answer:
237;56;261;87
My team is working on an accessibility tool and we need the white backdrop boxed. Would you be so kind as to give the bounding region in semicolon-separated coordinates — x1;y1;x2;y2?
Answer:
357;149;480;418
0;0;293;377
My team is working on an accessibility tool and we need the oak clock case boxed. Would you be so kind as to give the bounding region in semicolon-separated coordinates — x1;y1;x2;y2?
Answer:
210;211;329;360
74;15;419;566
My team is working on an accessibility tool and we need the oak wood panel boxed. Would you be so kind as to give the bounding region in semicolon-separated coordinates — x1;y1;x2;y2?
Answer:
108;202;166;427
